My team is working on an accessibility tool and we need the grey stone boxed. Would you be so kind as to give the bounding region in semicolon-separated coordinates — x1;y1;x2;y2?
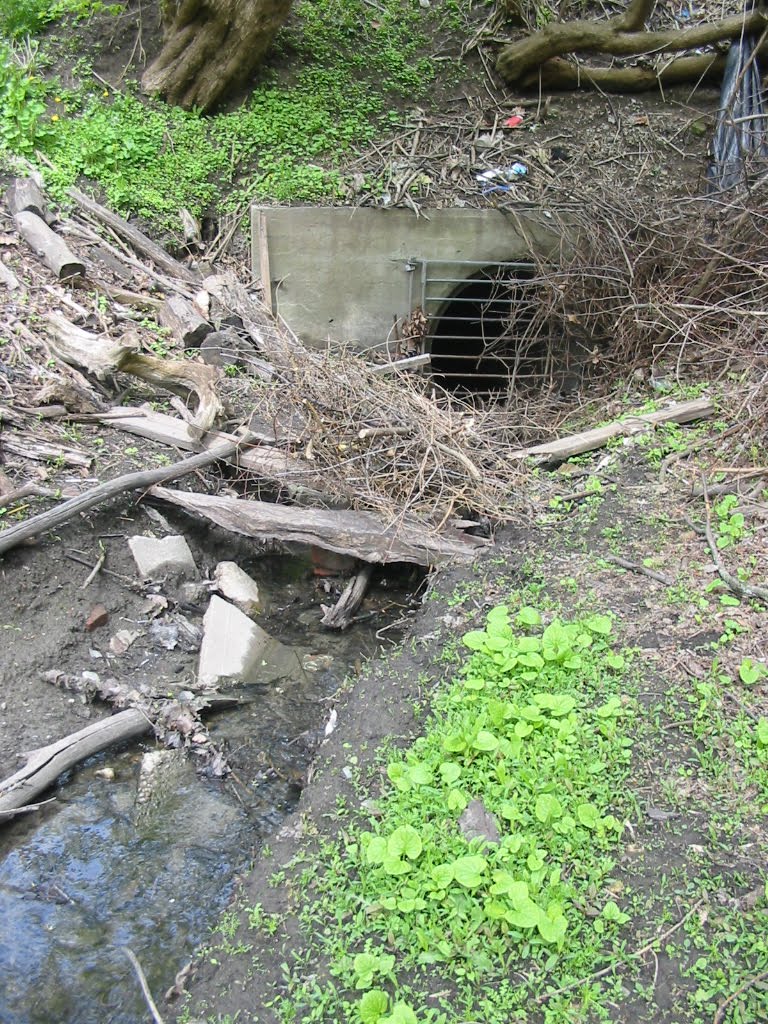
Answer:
128;534;197;580
459;799;501;845
213;561;266;617
198;596;302;688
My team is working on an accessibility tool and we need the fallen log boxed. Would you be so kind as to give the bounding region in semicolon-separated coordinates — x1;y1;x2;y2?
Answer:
150;486;489;566
69;187;199;285
0;261;19;290
508;398;715;463
0;692;240;817
6;176;47;219
158;294;213;348
45;311;140;378
321;564;373;629
0;709;149;816
0;438;245;558
44;313;224;433
14;211;85;281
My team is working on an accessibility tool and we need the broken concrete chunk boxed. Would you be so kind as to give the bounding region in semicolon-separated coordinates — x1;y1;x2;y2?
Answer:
128;534;197;580
213;561;266;617
198;595;302;688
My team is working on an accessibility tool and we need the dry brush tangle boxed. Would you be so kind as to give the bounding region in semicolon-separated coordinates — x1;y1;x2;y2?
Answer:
143;0;294;111
496;0;768;92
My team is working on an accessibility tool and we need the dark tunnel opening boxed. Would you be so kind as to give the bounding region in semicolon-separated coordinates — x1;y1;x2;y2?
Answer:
426;263;546;396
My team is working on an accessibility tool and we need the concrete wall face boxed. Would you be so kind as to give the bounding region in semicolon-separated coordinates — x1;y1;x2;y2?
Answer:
252;206;557;351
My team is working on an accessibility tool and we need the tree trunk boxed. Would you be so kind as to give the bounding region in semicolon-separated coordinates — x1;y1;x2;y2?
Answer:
143;0;294;112
496;0;768;92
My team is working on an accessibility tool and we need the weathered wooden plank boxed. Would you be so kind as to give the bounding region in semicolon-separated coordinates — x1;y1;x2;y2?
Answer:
14;211;85;281
509;398;715;462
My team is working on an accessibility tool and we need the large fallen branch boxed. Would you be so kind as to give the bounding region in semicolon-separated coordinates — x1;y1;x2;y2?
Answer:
150;486;488;566
496;0;767;91
0;438;244;558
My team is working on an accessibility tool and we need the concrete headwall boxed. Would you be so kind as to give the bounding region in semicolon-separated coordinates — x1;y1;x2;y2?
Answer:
251;206;559;350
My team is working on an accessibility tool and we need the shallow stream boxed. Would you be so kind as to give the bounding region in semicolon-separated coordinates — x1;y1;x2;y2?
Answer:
0;552;415;1024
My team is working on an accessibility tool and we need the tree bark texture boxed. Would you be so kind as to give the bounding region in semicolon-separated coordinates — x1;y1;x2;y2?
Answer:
143;0;294;112
496;0;768;92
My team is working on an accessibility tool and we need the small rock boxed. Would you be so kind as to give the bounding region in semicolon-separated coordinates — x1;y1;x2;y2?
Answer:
95;767;115;781
109;629;139;655
459;799;501;845
128;534;197;580
213;561;266;617
85;604;109;632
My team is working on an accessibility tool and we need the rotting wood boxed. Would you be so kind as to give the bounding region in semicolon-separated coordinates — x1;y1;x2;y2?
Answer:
508;399;715;463
45;311;140;378
14;211;85;281
158;294;214;348
150;486;488;566
321;563;373;630
69;187;199;285
0;438;245;558
120;352;223;436
6;177;47;219
0;260;20;290
1;435;91;469
370;354;431;374
496;0;767;91
700;476;768;605
0;483;58;511
603;554;673;586
256;210;272;314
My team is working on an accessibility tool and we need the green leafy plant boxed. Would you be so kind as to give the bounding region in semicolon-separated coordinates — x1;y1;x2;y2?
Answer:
714;494;746;549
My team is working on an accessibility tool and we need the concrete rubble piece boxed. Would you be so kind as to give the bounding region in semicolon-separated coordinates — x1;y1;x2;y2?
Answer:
198;595;301;688
213;561;266;618
128;534;198;580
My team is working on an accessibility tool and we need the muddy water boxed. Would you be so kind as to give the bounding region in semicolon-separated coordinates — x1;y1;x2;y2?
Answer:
0;554;416;1024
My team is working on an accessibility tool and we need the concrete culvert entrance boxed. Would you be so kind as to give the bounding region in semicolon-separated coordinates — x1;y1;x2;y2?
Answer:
423;261;545;396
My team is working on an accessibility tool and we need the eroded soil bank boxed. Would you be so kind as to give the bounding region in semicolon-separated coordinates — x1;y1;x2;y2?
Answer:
175;437;768;1024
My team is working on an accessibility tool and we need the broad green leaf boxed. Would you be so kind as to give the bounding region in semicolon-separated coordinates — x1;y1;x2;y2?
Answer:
535;793;563;825
537;912;567;944
365;836;387;864
518;652;545;669
606;653;625;670
756;718;768;746
602;900;630;924
739;658;767;686
381;1002;418;1024
514;720;533;738
483;899;509;920
485;634;511;652
439;762;461;784
359;989;389;1024
473;730;499;751
596;696;623;718
443;733;467;753
452;855;487;888
431;863;455;888
387;825;422;860
517;635;542;652
462;630;488;651
516;606;542;626
382;855;411;876
584;613;612;635
577;803;600;829
447;789;468;813
533;693;577;717
486;604;510;623
527;849;545;871
408;763;433;786
505;898;542;929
